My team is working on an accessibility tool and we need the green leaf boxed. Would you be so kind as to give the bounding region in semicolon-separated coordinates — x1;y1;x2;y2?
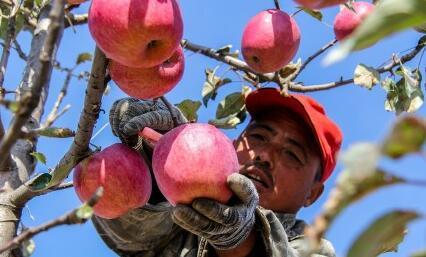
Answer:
324;0;426;64
30;152;46;164
76;53;93;65
47;155;79;188
382;115;426;158
28;173;52;191
21;238;35;257
202;67;232;107
36;127;75;138
298;7;323;21
347;210;419;257
175;99;202;122
216;92;245;119
353;64;380;89
209;110;247;129
411;250;426;257
76;203;94;220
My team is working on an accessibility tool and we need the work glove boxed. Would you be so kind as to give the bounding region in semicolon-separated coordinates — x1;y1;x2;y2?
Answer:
109;97;187;146
171;173;259;250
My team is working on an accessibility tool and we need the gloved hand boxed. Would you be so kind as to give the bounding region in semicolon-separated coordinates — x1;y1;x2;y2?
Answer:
171;173;259;250
109;98;187;146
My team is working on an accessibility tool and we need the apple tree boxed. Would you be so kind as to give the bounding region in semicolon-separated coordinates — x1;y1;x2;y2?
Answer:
0;0;425;256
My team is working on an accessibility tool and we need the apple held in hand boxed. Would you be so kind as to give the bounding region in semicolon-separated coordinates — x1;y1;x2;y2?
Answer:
242;9;301;73
333;2;375;41
88;0;183;68
73;144;152;219
294;0;347;9
109;47;185;100
140;124;239;206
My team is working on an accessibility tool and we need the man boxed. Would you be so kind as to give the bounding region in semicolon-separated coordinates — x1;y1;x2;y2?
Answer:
92;88;343;257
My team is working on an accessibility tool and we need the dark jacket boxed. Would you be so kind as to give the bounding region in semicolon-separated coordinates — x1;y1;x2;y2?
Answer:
92;202;336;257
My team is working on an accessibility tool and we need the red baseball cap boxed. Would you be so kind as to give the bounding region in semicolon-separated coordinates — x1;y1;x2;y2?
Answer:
245;88;343;182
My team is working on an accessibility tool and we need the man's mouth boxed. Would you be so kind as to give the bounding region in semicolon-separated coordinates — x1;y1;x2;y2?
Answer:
243;169;271;189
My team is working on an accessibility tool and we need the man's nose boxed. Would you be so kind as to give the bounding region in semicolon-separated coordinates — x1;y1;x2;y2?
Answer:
253;154;273;171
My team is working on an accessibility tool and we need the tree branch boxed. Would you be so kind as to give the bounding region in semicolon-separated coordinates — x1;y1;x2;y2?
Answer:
181;39;279;84
291;37;426;92
43;69;73;128
274;0;281;9
0;187;103;255
294;39;338;80
0;4;18;97
64;13;88;28
0;1;66;168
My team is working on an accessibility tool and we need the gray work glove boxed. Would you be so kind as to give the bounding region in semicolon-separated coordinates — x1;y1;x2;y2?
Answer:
109;98;187;146
171;173;259;250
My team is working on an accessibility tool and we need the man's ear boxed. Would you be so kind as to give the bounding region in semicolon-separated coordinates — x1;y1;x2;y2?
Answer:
303;182;324;207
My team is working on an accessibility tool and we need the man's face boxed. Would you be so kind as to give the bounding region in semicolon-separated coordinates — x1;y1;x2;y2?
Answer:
234;109;323;213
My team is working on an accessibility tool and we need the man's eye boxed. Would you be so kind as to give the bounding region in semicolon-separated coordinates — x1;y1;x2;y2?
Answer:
283;150;302;164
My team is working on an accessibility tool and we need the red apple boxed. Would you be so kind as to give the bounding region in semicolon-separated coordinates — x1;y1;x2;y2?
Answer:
141;124;239;206
294;0;347;9
88;0;183;68
109;46;185;100
242;9;301;73
333;2;375;41
73;144;152;219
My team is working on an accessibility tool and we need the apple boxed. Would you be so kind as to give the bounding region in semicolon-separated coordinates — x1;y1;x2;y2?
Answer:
294;0;347;9
109;46;185;100
333;2;375;41
88;0;183;68
73;144;152;219
242;9;301;73
140;124;239;206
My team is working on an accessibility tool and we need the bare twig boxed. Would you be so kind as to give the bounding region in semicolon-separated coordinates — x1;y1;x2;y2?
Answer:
12;40;28;61
0;2;19;96
292;38;426;92
160;96;179;127
64;13;88;28
0;187;103;254
181;39;279;84
295;39;338;79
0;112;4;141
43;70;73;128
274;0;281;9
0;0;66;167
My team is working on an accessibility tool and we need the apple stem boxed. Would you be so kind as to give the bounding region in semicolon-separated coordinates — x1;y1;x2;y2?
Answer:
138;127;162;146
274;0;281;10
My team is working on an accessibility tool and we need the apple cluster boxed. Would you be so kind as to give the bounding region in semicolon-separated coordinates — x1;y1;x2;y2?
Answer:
88;0;185;99
73;0;376;219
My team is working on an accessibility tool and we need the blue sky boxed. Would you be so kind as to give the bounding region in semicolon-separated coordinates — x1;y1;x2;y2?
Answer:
2;0;426;256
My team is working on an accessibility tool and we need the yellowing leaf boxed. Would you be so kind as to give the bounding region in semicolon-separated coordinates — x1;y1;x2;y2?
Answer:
382;115;426;158
354;64;380;89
